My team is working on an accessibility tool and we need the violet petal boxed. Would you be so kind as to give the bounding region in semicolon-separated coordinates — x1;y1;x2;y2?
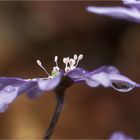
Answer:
89;72;110;87
27;86;43;99
68;68;108;87
85;77;100;87
87;66;138;91
0;86;20;112
0;77;39;112
67;68;88;82
86;6;140;23
38;72;63;91
123;0;140;10
87;66;119;88
89;66;120;75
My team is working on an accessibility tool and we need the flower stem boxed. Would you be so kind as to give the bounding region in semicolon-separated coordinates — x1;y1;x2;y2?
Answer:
44;76;73;139
44;92;64;140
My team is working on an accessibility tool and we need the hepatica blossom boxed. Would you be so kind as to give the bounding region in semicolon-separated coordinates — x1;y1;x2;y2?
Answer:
86;0;140;23
0;54;139;113
109;131;134;140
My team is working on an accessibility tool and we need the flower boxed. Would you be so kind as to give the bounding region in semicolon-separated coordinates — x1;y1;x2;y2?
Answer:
0;54;139;112
86;0;140;23
109;131;134;140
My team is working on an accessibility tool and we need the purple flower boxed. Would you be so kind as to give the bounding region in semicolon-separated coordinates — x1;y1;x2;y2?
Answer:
109;131;134;140
86;0;140;23
0;54;139;112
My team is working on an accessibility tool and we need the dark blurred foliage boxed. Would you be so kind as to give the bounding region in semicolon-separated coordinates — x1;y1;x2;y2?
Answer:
0;1;140;139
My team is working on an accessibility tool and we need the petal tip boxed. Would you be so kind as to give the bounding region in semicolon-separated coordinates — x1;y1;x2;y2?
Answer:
86;6;101;14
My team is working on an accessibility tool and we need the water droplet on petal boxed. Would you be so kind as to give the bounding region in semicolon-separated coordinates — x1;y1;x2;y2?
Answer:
111;81;135;92
3;85;16;93
83;71;86;74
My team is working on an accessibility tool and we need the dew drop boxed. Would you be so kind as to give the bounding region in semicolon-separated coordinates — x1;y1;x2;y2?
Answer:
3;85;16;93
111;81;135;92
83;71;86;74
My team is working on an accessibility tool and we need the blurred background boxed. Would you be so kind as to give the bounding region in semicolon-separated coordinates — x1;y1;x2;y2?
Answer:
0;1;140;139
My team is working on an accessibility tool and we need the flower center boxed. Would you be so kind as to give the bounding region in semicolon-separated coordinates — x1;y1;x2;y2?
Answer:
37;54;83;78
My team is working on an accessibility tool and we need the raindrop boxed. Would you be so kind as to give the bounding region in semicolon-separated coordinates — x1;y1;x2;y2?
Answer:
111;81;135;92
3;85;16;93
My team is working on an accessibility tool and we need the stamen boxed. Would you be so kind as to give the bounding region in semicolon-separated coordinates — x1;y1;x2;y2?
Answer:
78;54;83;60
37;59;50;77
69;58;76;69
54;56;58;67
69;58;75;66
73;54;77;60
65;67;70;73
75;54;83;67
63;57;69;64
63;54;83;73
63;57;70;74
53;56;60;74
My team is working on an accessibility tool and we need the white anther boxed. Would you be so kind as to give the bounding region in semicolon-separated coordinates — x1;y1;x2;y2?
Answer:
63;57;69;64
37;60;42;66
78;54;83;60
54;56;59;68
54;56;58;62
69;58;75;66
74;54;77;60
36;59;50;77
63;58;67;64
